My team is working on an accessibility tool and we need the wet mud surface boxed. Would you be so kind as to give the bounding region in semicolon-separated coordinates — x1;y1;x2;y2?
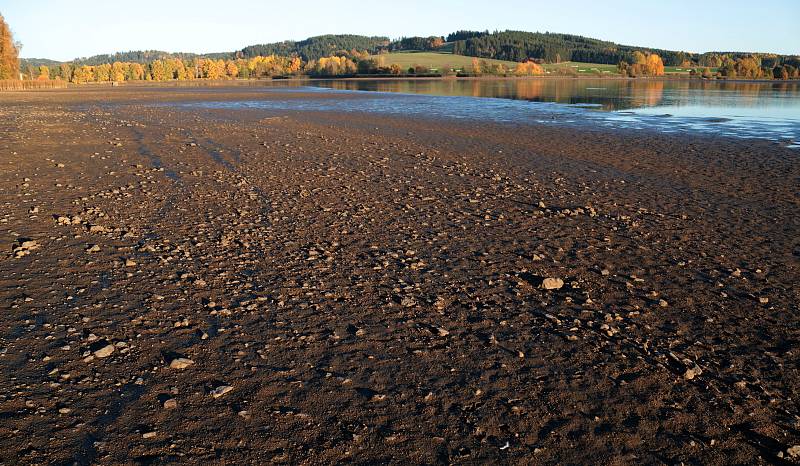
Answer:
0;87;798;464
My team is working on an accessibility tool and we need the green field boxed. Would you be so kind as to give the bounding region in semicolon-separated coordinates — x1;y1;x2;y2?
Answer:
371;52;713;76
371;52;623;75
368;51;519;71
542;62;619;75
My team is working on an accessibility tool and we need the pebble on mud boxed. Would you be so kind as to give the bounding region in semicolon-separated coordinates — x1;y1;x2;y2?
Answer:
210;385;233;398
12;239;40;258
542;278;565;290
169;358;195;369
93;344;115;358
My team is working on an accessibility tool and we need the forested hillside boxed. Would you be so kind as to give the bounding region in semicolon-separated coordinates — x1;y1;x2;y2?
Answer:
71;50;231;66
239;35;390;61
450;30;798;67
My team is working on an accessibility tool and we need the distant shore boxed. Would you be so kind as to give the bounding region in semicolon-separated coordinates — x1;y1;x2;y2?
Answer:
3;74;798;92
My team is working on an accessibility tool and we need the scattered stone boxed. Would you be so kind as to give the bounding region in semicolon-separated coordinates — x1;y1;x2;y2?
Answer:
210;385;233;398
542;278;564;290
86;244;101;253
400;296;417;307
759;297;769;304
142;431;157;439
787;445;800;458
684;364;703;380
169;358;195;369
163;399;178;409
12;239;40;258
93;344;115;358
125;258;137;267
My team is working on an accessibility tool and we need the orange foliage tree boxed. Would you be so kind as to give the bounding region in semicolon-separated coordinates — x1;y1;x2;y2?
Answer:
514;61;544;76
0;13;20;79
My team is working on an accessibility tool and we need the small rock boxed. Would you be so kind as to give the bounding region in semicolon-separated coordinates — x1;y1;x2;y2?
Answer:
400;296;416;307
684;364;702;380
86;244;101;253
93;344;115;358
169;358;195;369
759;297;769;304
125;259;137;267
542;278;564;290
142;431;157;439
210;385;233;398
787;445;800;458
163;399;178;409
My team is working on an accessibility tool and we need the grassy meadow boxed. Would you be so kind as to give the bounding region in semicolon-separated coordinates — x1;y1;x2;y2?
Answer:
368;51;714;76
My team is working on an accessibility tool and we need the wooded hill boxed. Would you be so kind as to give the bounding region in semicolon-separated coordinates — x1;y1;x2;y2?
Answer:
239;35;390;61
448;30;798;68
16;31;800;71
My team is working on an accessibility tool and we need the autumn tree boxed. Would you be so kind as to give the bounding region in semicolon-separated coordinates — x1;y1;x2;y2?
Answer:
225;60;239;79
94;63;112;82
150;60;167;81
470;57;482;75
515;61;544;76
37;65;50;80
59;63;73;82
0;13;20;79
733;57;761;79
123;63;139;80
111;62;127;82
645;53;665;76
72;65;95;84
621;52;664;77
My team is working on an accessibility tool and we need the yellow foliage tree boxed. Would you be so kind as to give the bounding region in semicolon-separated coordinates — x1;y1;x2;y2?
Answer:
225;60;239;79
94;63;112;82
73;66;95;84
111;62;126;82
150;60;167;81
471;57;482;75
37;65;50;81
645;53;665;76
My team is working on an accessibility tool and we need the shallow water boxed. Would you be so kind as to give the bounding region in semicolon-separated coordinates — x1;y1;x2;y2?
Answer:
175;79;800;146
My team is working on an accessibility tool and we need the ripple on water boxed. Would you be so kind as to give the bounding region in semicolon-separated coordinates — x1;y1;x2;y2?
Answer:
164;84;800;145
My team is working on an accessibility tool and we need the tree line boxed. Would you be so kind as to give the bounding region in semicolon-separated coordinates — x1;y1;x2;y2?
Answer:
31;56;308;83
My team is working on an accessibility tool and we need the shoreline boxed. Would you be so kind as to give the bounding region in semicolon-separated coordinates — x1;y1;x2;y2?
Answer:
2;74;798;92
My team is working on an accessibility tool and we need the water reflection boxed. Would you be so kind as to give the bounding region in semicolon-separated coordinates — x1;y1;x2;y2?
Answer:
310;78;797;114
168;78;800;145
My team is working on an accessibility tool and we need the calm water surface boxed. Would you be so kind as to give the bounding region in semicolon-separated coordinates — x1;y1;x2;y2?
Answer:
180;79;800;146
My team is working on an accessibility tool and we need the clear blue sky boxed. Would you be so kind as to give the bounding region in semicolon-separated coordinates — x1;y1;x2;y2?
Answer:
1;0;798;61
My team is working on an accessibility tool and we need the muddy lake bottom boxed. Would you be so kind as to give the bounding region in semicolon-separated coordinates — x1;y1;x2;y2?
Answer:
0;86;798;464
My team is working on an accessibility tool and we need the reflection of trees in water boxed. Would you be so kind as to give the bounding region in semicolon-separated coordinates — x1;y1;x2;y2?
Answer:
314;79;799;111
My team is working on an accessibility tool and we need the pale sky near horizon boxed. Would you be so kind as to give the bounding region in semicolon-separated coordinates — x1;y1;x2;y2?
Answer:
1;0;798;61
